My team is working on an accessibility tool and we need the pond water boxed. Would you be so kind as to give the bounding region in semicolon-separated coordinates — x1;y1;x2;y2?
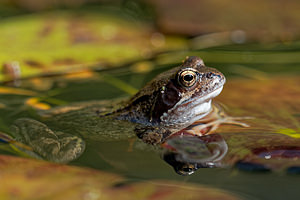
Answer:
0;43;300;199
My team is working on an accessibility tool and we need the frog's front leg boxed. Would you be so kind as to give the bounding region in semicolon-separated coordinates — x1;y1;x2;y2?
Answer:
186;104;252;136
135;125;172;145
10;118;85;163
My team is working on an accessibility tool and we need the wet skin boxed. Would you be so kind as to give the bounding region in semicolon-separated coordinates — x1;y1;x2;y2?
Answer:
10;56;245;163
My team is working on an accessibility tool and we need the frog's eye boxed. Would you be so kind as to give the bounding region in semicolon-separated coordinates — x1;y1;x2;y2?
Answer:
177;69;198;88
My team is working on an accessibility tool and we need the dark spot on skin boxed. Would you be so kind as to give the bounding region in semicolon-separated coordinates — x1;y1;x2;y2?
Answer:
151;81;181;122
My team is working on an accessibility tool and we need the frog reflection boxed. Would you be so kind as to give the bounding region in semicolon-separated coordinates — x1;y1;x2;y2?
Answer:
162;134;228;175
9;56;247;163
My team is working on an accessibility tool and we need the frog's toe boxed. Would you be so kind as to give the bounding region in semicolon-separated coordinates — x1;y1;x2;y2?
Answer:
223;116;253;128
11;118;85;163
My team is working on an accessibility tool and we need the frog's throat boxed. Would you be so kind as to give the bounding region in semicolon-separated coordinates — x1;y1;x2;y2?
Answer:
160;86;223;125
186;86;223;122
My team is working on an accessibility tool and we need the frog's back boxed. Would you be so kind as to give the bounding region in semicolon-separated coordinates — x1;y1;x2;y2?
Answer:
39;101;136;141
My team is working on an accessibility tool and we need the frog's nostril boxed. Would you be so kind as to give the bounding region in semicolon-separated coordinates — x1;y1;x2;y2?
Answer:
206;72;217;79
206;72;222;78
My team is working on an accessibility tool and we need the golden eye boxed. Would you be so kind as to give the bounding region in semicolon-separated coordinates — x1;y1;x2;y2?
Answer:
178;69;198;87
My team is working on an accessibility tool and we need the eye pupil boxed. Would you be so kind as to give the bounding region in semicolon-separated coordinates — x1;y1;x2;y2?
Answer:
177;69;198;88
183;74;194;82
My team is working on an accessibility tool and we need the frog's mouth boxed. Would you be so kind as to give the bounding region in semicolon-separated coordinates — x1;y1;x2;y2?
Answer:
181;86;223;105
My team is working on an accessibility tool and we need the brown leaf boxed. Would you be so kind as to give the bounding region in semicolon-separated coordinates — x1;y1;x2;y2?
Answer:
0;155;241;200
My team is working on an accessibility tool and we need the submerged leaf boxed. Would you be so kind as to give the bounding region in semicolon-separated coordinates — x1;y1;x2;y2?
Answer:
0;155;241;200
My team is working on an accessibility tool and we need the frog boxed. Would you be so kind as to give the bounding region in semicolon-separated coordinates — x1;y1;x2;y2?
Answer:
9;56;248;163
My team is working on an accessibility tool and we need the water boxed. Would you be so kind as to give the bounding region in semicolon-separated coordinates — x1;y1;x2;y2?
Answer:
1;43;300;199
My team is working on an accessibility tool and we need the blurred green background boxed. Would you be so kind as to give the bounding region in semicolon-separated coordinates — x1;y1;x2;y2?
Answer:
0;0;299;82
